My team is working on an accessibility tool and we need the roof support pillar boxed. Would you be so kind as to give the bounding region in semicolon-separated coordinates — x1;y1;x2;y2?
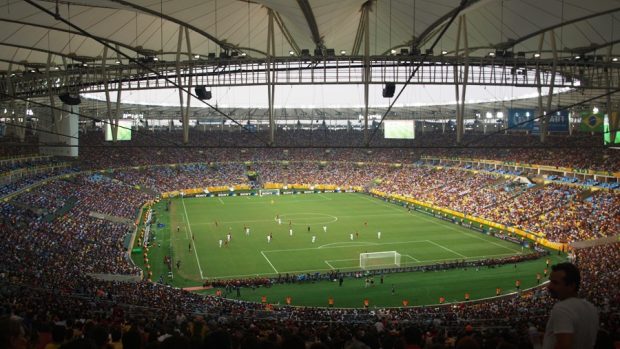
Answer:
460;15;469;144
175;25;189;144
114;46;123;139
363;2;370;146
267;9;276;146
352;1;371;56
454;15;468;144
5;63;24;141
46;53;61;137
535;33;545;139
539;30;557;143
103;46;117;142
543;31;559;142
605;45;619;144
184;26;193;143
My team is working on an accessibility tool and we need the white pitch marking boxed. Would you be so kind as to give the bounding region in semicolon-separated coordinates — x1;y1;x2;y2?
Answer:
324;260;336;270
260;251;279;274
181;197;205;279
357;193;522;254
402;253;421;262
318;241;377;249
426;240;468;258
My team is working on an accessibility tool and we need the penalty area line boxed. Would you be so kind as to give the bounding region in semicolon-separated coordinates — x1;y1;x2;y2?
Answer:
426;240;468;258
324;260;336;270
402;253;421;262
260;251;279;274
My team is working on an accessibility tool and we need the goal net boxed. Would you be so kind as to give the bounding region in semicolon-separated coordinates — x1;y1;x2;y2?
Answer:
360;251;401;269
259;189;280;196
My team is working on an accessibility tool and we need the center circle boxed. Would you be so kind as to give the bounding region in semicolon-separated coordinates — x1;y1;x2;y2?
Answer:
279;213;338;226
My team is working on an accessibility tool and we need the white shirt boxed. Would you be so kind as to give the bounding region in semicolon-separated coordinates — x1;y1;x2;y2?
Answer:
542;297;598;349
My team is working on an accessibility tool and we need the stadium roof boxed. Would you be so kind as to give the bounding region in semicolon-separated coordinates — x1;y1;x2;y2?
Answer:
1;0;619;68
3;0;620;120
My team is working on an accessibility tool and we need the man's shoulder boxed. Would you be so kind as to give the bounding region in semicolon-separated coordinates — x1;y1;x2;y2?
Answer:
552;297;598;315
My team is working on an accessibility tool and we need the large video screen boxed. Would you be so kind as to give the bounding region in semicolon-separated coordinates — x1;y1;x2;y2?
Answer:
384;120;415;139
604;113;620;145
105;120;133;141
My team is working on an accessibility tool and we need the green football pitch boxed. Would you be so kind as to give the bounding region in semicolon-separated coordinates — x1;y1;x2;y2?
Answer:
138;193;564;307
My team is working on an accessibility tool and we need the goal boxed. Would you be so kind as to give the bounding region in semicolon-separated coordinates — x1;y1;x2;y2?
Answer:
259;189;280;196
360;251;401;269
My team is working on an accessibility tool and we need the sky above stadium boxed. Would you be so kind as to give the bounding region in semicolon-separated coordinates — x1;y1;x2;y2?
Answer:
83;84;572;109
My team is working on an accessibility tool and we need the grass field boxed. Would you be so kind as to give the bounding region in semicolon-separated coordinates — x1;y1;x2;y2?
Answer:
137;192;564;307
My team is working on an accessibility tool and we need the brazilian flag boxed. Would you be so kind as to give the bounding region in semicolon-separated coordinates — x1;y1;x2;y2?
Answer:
579;112;604;132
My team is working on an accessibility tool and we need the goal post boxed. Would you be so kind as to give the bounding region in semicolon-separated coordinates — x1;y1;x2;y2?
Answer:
258;189;280;196
359;251;401;270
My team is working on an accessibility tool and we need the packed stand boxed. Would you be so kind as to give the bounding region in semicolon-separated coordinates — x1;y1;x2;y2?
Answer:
481;184;579;231
0;243;617;348
76;129;620;172
528;191;620;242
108;163;249;193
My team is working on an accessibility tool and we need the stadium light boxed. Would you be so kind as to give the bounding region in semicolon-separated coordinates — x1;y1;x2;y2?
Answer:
441;50;448;55
390;49;397;55
533;53;541;58
613;57;618;62
574;55;581;60
340;50;346;55
153;57;159;61
194;54;200;59
496;111;504;119
593;106;599;114
115;60;121;64
488;52;495;57
289;50;295;56
485;112;493;119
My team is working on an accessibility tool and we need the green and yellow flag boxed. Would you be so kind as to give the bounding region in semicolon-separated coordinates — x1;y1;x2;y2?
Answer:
579;112;604;132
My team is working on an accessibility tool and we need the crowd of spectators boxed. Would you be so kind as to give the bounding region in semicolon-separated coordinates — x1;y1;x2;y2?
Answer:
109;163;249;193
525;191;620;242
9;178;74;214
0;173;152;284
2;148;617;249
254;162;398;189
0;130;618;348
0;156;61;175
0;166;80;197
1;242;617;348
75;129;620;172
6;156;612;244
481;184;579;230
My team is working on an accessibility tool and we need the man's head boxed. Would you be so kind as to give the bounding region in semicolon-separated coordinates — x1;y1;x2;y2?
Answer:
548;262;580;300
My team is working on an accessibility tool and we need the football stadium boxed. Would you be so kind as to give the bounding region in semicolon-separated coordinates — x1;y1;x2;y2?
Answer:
0;1;619;348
